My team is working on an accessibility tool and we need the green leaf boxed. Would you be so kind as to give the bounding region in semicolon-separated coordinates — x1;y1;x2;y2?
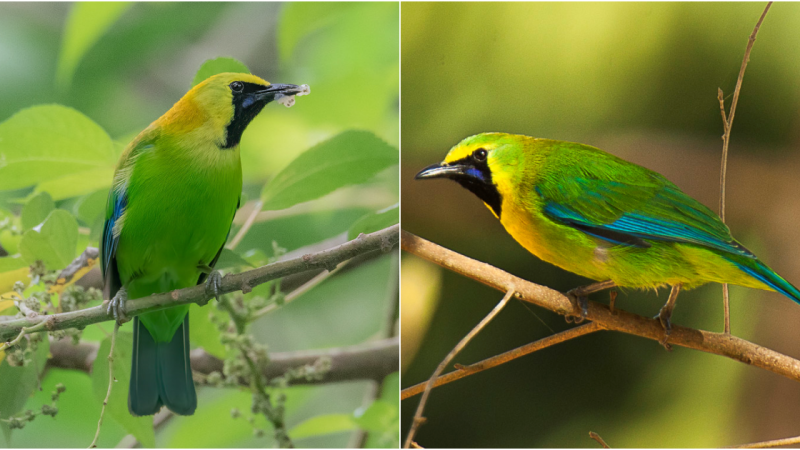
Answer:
0;105;116;192
192;57;250;88
21;192;55;231
353;399;397;432
189;305;228;359
56;2;133;90
74;188;109;226
0;256;27;273
0;339;50;426
278;3;356;62
91;331;155;448
348;204;398;240
35;167;114;201
19;210;78;271
379;372;399;403
214;248;255;271
356;398;399;448
290;413;358;440
0;230;21;256
260;130;397;211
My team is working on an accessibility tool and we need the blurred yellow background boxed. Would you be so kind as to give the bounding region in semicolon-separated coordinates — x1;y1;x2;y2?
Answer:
401;2;800;447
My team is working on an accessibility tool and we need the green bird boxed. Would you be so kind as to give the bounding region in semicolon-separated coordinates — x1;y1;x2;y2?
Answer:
416;133;800;340
101;73;307;416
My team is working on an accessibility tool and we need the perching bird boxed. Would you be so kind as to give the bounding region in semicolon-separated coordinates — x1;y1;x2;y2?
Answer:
416;133;800;342
101;73;307;416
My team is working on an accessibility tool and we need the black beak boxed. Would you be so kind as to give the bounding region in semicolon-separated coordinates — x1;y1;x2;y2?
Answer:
255;83;306;102
415;163;469;180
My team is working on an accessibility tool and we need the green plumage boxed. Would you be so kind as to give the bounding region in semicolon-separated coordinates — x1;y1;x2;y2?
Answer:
101;73;306;416
418;132;800;306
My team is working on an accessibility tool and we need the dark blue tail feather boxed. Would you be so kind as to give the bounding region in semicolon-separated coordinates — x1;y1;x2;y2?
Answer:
129;315;196;416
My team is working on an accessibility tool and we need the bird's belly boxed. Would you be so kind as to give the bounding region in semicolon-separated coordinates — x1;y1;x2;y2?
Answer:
499;201;713;289
116;172;239;295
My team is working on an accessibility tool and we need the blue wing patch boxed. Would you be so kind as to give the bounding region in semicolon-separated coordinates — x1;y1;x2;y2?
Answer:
100;186;127;299
539;184;755;258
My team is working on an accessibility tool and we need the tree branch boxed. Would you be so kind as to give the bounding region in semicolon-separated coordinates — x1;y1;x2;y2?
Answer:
46;336;399;386
401;231;800;383
0;225;398;343
401;322;602;400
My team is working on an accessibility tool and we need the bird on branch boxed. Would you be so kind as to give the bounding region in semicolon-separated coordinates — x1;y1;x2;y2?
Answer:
417;133;800;345
101;73;308;416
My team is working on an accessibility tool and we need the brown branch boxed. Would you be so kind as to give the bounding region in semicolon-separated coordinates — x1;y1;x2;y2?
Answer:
729;434;800;449
717;2;772;334
404;288;515;448
0;225;398;343
401;231;800;383
589;432;611;448
401;322;601;400
47;336;399;386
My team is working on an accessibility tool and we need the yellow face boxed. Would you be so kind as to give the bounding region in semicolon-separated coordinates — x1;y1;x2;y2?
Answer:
442;132;508;165
159;72;305;149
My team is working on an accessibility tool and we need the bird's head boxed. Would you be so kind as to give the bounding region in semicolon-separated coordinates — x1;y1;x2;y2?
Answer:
170;72;308;148
416;132;528;219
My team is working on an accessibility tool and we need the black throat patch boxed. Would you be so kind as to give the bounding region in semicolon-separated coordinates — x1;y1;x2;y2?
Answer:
223;82;268;149
451;156;503;218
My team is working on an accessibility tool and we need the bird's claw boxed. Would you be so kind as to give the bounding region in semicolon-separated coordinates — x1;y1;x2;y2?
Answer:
566;290;589;324
106;288;129;324
656;308;673;351
205;270;223;303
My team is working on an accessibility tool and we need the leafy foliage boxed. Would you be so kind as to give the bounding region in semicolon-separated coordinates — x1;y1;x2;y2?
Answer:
0;3;398;448
261;130;398;211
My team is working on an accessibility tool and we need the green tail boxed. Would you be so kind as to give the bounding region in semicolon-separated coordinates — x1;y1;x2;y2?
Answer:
733;258;800;305
129;315;197;416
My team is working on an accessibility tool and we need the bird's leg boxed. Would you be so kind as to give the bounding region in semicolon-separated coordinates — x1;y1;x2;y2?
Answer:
565;280;616;323
106;287;129;324
203;269;223;304
656;284;682;351
609;290;617;314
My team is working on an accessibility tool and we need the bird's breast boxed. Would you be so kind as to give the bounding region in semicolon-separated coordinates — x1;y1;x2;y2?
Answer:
115;145;242;288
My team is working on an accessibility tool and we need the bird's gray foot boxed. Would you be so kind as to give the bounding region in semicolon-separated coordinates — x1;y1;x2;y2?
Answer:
566;290;589;324
656;307;673;351
205;270;223;303
655;284;682;351
564;280;615;324
106;287;129;323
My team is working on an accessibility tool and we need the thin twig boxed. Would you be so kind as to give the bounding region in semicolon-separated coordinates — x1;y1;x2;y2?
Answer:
250;260;349;320
0;321;48;352
589;431;611;448
227;200;263;250
402;231;800;384
89;321;119;448
729;434;800;448
717;1;772;335
0;225;398;342
403;288;515;448
401;322;601;400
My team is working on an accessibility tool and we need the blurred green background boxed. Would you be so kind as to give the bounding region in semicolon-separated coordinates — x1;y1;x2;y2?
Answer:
401;2;800;448
0;2;398;448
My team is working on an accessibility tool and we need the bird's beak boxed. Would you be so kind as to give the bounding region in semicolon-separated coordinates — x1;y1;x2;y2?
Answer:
255;83;306;102
415;163;468;180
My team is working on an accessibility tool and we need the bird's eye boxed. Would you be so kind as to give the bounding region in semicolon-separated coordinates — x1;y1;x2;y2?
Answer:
230;81;244;92
474;148;488;162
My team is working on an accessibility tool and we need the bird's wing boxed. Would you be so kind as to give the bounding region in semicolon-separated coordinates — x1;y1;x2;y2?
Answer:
536;173;754;258
100;182;127;300
100;140;154;299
